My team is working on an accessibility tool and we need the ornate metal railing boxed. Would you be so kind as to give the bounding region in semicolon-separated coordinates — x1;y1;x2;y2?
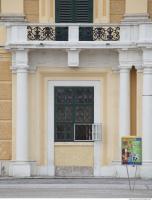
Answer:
79;26;120;41
27;26;56;41
93;26;120;41
27;25;120;41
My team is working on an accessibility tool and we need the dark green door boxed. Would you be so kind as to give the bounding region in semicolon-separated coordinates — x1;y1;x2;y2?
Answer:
55;0;93;41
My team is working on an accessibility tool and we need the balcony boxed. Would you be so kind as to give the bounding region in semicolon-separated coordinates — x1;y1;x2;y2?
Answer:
6;23;122;49
6;22;152;51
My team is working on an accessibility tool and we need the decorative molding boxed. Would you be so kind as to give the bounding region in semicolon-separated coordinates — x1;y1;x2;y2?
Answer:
122;13;150;23
142;48;152;68
48;80;102;177
0;14;26;22
67;49;80;67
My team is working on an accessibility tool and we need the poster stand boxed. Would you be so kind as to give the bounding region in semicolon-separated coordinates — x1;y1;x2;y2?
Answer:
126;164;138;191
121;137;142;191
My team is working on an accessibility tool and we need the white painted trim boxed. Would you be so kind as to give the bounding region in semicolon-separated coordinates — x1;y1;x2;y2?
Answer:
47;80;101;176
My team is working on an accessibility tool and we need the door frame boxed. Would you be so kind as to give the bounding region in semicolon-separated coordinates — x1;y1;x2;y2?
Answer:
47;80;101;176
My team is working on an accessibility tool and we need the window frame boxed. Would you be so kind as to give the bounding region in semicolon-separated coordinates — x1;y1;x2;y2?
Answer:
54;86;94;142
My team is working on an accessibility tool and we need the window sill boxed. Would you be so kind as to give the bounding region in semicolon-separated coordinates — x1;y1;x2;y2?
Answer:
54;142;94;146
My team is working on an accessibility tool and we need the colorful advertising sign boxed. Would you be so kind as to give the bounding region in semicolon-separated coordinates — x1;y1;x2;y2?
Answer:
121;137;142;165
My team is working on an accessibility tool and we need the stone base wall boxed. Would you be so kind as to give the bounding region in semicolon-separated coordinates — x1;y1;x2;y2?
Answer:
55;166;93;177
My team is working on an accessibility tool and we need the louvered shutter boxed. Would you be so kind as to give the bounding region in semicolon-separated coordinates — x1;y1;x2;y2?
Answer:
55;0;93;23
75;0;93;23
55;0;73;23
55;0;93;41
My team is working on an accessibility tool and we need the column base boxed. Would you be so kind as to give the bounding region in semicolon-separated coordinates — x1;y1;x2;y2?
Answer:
140;162;152;178
122;13;150;23
9;161;36;177
112;161;140;178
112;161;152;178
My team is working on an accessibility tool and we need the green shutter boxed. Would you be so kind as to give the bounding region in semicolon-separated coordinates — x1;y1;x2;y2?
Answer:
55;0;73;23
55;0;93;23
75;0;93;23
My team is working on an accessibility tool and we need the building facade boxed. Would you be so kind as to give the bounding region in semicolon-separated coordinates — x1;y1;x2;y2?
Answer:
0;0;152;178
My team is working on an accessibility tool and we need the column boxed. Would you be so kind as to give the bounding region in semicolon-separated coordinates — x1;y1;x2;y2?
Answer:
119;68;130;137
114;67;131;177
142;68;152;162
16;69;28;161
9;50;33;177
141;48;152;178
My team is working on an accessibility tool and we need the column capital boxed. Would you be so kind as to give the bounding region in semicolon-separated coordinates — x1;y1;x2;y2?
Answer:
11;50;30;72
143;67;152;74
142;48;152;68
118;49;142;69
119;67;131;72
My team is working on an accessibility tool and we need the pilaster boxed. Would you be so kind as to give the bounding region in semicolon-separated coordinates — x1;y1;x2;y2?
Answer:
94;0;110;23
140;48;152;178
122;0;149;22
39;0;55;23
0;0;25;22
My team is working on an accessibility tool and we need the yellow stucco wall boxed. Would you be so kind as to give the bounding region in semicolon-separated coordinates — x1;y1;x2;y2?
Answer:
148;0;152;19
0;50;12;160
94;0;110;23
0;26;6;46
12;67;121;167
137;71;143;137
24;0;39;22
126;0;147;14
130;67;137;136
110;0;125;23
55;143;94;167
39;0;54;23
1;0;24;15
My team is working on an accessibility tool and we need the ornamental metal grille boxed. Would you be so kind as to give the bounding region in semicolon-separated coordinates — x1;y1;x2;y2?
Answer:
27;25;120;41
79;26;120;41
74;123;102;141
27;26;55;41
93;26;120;41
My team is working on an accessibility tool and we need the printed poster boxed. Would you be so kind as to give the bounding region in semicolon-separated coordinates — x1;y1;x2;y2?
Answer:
121;136;142;165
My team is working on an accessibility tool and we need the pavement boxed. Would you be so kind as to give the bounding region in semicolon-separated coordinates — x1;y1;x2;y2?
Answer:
0;177;151;198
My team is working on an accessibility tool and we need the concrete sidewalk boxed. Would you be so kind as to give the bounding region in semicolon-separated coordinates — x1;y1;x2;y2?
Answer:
0;177;151;198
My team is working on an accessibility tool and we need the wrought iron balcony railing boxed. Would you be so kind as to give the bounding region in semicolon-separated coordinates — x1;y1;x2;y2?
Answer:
27;24;120;42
